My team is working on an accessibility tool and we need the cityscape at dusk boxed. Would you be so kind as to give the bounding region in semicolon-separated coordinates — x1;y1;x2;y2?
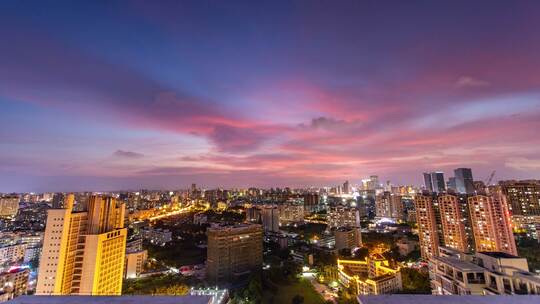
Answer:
1;1;540;304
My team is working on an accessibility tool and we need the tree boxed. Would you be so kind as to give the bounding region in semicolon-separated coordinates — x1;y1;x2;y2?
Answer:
152;283;189;295
400;267;431;294
292;295;304;304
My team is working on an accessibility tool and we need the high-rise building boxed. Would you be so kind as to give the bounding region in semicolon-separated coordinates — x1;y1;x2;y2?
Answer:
261;206;280;232
423;173;434;193
447;177;457;192
414;194;440;259
327;206;360;228
454;168;474;194
468;191;517;256
278;202;304;225
302;193;319;213
36;194;127;296
415;190;517;259
206;223;263;283
438;194;473;253
424;172;446;193
334;227;362;251
343;180;351;194
0;196;19;218
375;192;404;221
500;180;540;216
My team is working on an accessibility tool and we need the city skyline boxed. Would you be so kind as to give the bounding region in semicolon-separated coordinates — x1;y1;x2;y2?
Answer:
2;1;540;192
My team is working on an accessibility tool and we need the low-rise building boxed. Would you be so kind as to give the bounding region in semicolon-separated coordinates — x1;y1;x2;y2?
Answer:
140;227;172;246
337;255;402;295
0;244;26;265
124;249;148;279
429;247;540;295
0;267;29;302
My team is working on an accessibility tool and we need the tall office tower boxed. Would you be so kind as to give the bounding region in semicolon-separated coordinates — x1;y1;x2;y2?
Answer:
343;180;351;194
447;177;457;192
365;175;379;191
500;180;540;216
0;195;19;217
423;173;434;192
206;223;263;283
423;172;446;193
438;194;472;253
414;194;440;259
36;194;127;296
454;168;474;194
375;192;404;221
468;192;517;255
303;193;319;213
261;206;280;232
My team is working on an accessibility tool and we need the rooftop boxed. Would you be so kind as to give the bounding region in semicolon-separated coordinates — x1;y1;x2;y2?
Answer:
432;256;485;272
478;251;520;259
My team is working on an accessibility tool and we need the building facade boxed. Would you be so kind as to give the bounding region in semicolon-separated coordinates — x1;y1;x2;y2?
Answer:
430;247;540;295
334;227;362;251
206;223;263;284
0;196;19;218
36;194;127;296
327;206;360;229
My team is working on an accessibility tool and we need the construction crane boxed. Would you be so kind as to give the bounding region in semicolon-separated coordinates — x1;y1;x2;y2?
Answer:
485;170;496;186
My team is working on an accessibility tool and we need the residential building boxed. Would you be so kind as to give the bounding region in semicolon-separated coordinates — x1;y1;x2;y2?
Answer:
206;223;263;284
500;180;540;238
375;192;404;221
36;194;127;296
328;206;360;229
124;249;147;279
438;194;473;253
139;227;172;246
278;201;304;225
468;192;517;255
430;247;540;295
415;191;517;259
335;227;362;251
500;180;540;216
0;268;29;302
414;194;440;259
0;244;26;265
0;196;19;218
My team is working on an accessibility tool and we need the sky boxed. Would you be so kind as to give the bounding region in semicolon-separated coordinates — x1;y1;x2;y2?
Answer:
1;1;540;192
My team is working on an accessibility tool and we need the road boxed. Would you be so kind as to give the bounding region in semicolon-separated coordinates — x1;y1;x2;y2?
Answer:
306;274;337;303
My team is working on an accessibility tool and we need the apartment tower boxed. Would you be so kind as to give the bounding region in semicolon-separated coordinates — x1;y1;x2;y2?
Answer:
206;223;263;284
414;194;440;259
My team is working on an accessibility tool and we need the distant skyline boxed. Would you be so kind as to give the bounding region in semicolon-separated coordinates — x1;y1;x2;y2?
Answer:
1;1;540;192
